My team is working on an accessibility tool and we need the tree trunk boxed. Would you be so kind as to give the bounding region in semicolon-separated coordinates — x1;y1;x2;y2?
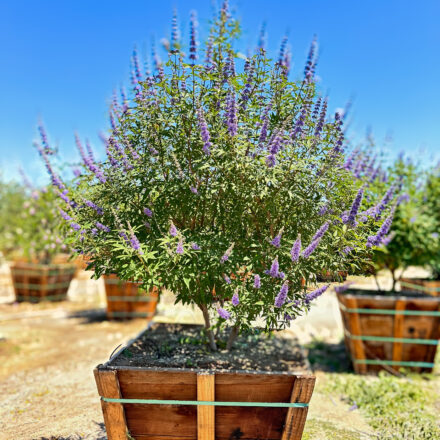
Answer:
199;304;217;351
226;324;239;351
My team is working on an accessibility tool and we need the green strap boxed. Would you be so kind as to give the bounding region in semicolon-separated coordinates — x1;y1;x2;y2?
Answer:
339;302;440;316
13;281;72;290
354;359;435;368
400;281;440;293
107;311;154;318
344;330;439;346
11;268;76;276
107;296;156;303
16;294;67;302
101;397;308;408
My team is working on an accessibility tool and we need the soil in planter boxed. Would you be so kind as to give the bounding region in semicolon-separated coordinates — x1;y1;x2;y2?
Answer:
109;323;309;372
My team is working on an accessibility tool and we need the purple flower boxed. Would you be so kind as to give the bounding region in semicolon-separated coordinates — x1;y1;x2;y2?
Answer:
217;307;230;319
432;232;439;239
375;186;395;219
345;187;364;226
70;222;81;231
254;274;261;289
367;209;395;248
232;292;239;306
176;240;184;254
130;232;143;254
169;222;178;237
334;282;353;294
188;11;198;61
342;246;354;255
302;239;320;259
191;242;201;250
197;108;213;155
271;228;283;248
312;221;330;242
190;186;198;194
84;200;103;215
305;284;329;303
267;257;279;278
59;209;72;222
220;243;234;263
258;102;273;146
223;274;231;284
240;60;255;110
96;222;110;233
226;88;237;137
170;9;180;50
304;36;317;83
314;98;328;138
143;207;153;217
291;235;301;262
275;282;289;308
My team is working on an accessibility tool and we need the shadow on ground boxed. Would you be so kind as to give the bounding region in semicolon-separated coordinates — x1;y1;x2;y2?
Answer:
36;422;106;440
305;338;353;373
67;308;107;324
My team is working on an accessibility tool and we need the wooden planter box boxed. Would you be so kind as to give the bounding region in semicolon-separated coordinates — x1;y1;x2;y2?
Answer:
400;278;440;297
337;289;440;374
10;262;76;302
94;328;315;440
104;275;159;320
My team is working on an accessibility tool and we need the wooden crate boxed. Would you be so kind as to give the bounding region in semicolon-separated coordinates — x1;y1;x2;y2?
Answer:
94;329;315;440
337;289;440;374
104;275;159;320
400;278;440;297
10;262;76;302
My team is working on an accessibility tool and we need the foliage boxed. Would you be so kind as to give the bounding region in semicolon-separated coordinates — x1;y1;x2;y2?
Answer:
40;4;394;349
0;172;67;264
325;371;440;440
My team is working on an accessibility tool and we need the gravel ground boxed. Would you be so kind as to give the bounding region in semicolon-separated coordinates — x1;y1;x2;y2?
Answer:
0;264;432;440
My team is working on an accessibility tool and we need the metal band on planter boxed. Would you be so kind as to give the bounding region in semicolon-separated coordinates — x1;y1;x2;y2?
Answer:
338;302;440;316
106;296;156;302
399;281;440;294
106;311;155;318
15;294;69;302
101;397;308;408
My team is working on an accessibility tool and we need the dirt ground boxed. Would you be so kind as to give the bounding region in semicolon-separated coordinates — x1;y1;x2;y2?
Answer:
0;265;434;440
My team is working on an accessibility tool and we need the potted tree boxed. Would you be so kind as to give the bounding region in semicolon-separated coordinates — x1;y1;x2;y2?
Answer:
4;170;76;302
41;4;391;438
337;151;440;374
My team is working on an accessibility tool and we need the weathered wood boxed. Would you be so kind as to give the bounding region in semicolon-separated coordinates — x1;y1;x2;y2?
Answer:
344;297;367;374
95;369;127;440
281;376;315;440
400;278;440;297
197;373;215;440
392;299;406;363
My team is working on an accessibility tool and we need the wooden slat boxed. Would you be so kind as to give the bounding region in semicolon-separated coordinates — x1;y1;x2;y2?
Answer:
281;376;315;440
392;299;406;363
345;297;367;374
197;373;215;440
95;369;127;440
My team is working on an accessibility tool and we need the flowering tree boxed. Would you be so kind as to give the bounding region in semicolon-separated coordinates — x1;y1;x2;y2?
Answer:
2;170;67;264
345;144;439;290
40;4;394;349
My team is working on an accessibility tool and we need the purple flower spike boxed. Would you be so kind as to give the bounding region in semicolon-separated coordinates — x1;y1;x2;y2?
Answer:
191;242;201;250
268;257;279;278
220;243;234;263
367;209;395;247
70;222;81;231
345;187;364;226
232;292;239;306
190;186;198;194
275;282;289;308
271;229;283;248
226;88;238;137
217;307;230;320
176;240;184;254
223;274;231;284
96;222;110;233
305;284;329;303
59;209;72;222
189;11;198;61
375;186;395;219
197;108;213;155
290;235;301;262
254;274;261;289
312;221;330;242
130;232;143;255
143;207;153;217
169;222;178;237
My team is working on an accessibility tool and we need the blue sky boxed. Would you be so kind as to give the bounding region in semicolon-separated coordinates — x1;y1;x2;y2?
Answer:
1;0;439;182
